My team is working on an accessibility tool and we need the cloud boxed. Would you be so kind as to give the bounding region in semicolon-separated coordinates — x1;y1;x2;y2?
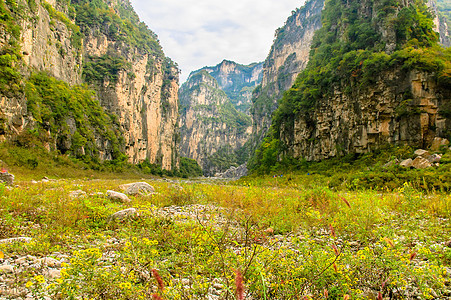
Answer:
130;0;306;83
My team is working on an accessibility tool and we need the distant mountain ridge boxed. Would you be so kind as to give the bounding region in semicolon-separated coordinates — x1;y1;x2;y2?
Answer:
191;60;263;113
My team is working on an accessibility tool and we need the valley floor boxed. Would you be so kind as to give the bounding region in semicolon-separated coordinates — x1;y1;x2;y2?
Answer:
0;175;450;299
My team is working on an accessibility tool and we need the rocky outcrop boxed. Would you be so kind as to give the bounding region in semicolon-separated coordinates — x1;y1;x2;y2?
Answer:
179;71;252;176
214;164;248;179
0;0;179;170
280;69;451;161
249;0;325;150
193;60;263;113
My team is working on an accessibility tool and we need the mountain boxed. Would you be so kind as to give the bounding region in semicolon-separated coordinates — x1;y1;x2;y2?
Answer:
248;0;325;154
178;70;252;176
0;0;179;170
250;0;451;171
192;60;263;113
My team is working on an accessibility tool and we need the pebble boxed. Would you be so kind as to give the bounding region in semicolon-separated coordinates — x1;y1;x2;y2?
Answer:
0;237;33;244
69;190;87;198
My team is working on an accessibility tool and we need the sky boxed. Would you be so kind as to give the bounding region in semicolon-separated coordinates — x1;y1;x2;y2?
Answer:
130;0;306;83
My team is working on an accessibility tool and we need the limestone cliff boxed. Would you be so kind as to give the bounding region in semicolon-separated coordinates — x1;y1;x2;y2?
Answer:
194;60;263;113
258;0;451;167
249;0;325;149
179;71;252;176
0;0;179;170
280;69;451;161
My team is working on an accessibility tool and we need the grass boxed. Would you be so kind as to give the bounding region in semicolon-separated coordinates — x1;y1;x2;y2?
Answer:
0;168;449;299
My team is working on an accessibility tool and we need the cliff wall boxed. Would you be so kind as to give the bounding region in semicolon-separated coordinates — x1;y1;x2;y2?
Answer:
263;0;451;167
249;0;325;148
0;0;179;170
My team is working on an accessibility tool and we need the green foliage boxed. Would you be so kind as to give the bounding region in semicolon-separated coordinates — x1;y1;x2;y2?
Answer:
73;0;163;57
178;157;203;178
25;72;124;161
0;1;23;96
248;145;451;192
205;146;240;175
83;54;130;84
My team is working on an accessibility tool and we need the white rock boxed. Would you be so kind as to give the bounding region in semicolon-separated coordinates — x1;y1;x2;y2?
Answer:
46;269;61;279
15;257;28;265
119;182;155;195
0;265;14;274
431;137;449;151
412;156;432;169
106;190;131;203
427;153;442;163
108;208;138;222
414;149;430;158
69;190;87;198
400;158;413;168
38;257;61;268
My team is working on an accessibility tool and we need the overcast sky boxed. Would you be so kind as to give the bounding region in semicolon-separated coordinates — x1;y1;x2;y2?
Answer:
130;0;306;83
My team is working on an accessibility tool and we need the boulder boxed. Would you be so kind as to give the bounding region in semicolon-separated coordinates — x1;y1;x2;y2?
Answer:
430;137;450;151
119;182;155;195
427;153;442;163
383;159;399;168
412;156;432;169
215;164;248;179
108;208;138;222
106;190;131;203
0;171;14;186
413;149;430;158
399;159;413;168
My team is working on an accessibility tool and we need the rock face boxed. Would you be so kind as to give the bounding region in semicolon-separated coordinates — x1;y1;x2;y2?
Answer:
0;0;179;170
281;69;451;161
179;71;252;176
262;0;451;164
193;60;263;113
249;0;325;148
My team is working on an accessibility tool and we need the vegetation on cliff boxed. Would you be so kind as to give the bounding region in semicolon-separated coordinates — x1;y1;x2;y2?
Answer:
0;0;24;96
251;0;451;173
25;71;125;162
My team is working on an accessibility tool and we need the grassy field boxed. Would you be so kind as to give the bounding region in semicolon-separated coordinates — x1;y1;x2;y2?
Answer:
0;169;450;299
